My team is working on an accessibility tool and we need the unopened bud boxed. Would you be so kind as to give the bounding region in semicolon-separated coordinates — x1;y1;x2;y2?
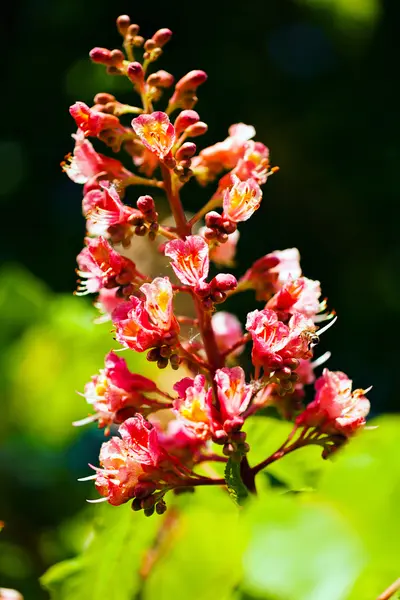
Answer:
133;35;145;47
211;273;237;292
174;110;200;135
147;348;159;362
147;70;175;88
144;39;157;52
116;15;131;35
94;92;116;105
157;357;169;369
135;224;148;236
185;121;208;137
89;47;113;65
175;70;208;92
110;49;125;66
137;195;155;215
144;506;155;517
176;142;197;161
128;24;140;36
159;345;172;358
152;28;173;48
127;62;144;86
155;499;167;515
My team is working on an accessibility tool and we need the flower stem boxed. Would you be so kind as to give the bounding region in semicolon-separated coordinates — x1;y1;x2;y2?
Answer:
187;195;223;228
240;455;257;494
376;578;400;600
160;164;189;238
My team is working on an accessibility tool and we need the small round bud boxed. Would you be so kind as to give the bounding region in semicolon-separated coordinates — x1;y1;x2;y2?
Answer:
176;142;197;161
170;354;180;368
223;443;234;456
156;499;167;515
147;348;159;362
174;110;200;135
144;506;155;517
157;357;169;369
127;62;144;86
132;498;142;511
133;36;145;47
147;70;175;88
159;345;172;358
110;49;125;66
94;92;116;105
185;121;208;137
89;47;112;65
137;194;155;215
128;24;140;36
144;39;157;52
116;15;131;35
135;224;148;236
152;28;173;48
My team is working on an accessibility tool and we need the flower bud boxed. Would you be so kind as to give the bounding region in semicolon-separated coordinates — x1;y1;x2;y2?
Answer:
174;110;200;135
116;14;130;35
155;499;167;514
176;142;197;161
205;211;223;228
133;36;145;47
89;47;113;65
185;121;208;137
144;39;157;52
211;273;237;292
128;24;140;36
147;70;174;88
175;70;208;92
133;481;157;499
94;92;116;105
137;195;155;215
127;62;144;87
110;49;125;66
152;28;173;48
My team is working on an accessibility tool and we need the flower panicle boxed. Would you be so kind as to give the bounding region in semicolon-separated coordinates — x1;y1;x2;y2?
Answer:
66;14;371;513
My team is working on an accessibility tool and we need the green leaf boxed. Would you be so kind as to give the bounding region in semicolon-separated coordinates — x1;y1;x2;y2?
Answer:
242;494;365;600
225;457;249;506
143;489;244;600
42;503;159;600
318;416;400;599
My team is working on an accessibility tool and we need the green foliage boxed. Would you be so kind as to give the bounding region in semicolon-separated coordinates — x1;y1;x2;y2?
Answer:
42;416;400;600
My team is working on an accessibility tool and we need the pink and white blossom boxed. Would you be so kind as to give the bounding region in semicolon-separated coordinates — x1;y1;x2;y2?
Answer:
164;235;209;287
131;111;175;160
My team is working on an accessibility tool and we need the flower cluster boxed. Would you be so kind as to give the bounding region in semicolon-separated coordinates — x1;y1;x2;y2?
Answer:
67;15;371;514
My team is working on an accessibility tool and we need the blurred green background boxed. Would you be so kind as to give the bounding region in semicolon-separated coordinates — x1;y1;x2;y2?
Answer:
1;0;399;597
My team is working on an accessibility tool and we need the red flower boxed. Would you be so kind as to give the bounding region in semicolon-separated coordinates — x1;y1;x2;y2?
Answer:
70;102;120;137
76;237;138;295
112;277;179;352
246;308;316;371
222;175;263;223
164;235;209;288
296;369;370;437
82;182;137;237
76;351;159;429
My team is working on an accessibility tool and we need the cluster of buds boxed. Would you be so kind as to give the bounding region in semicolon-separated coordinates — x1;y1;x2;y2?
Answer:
66;15;371;513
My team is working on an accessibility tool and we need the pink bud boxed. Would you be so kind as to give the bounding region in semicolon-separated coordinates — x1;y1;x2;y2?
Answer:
137;195;155;215
211;273;237;292
110;49;125;66
186;121;208;137
174;110;200;135
205;211;224;228
176;142;197;161
127;62;144;86
152;28;173;48
89;47;113;65
116;15;131;35
147;70;175;88
175;70;208;92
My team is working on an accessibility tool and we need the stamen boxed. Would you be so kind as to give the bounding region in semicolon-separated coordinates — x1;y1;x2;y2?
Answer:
316;316;337;337
311;351;331;369
72;415;98;426
86;497;108;504
78;474;98;481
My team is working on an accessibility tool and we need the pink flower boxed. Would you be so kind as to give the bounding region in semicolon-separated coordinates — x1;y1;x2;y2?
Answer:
164;235;209;287
94;288;125;320
173;375;213;440
78;351;159;429
240;247;302;301
234;141;270;185
199;123;256;171
82;182;137;236
62;131;132;186
214;367;253;431
246;308;316;371
112;277;179;352
296;369;370;437
131;111;175;160
153;417;206;461
212;311;244;356
94;415;166;505
173;368;252;438
76;237;138;294
222;175;262;222
209;229;240;266
70;101;120;137
266;277;322;319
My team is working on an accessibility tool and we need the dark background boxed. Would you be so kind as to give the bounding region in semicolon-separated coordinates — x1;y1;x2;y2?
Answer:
0;0;398;597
